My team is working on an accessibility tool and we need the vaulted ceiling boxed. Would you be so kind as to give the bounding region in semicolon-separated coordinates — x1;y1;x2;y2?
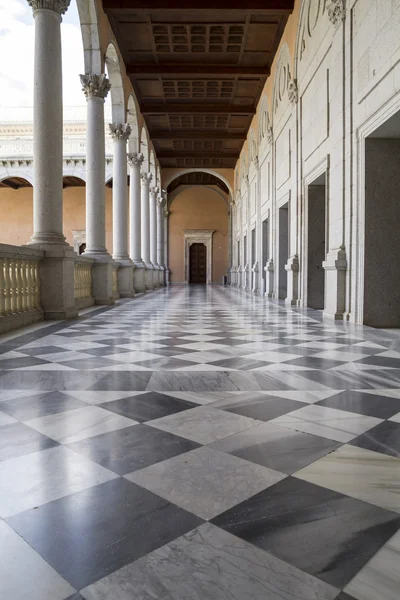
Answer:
102;1;294;169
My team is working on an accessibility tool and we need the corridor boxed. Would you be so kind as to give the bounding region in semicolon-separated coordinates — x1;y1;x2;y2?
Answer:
1;285;400;600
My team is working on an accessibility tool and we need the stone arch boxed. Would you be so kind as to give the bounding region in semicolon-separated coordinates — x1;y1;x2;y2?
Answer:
76;0;102;75
140;127;150;172
295;0;328;76
127;95;140;154
272;42;293;115
0;171;34;187
62;164;87;181
105;42;126;124
163;169;233;198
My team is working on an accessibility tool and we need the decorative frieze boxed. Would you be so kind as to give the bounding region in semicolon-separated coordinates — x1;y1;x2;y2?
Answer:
127;152;144;168
109;123;131;141
80;74;111;100
327;0;346;26
27;0;70;15
288;79;298;104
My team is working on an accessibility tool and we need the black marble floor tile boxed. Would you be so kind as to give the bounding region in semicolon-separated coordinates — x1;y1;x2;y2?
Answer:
0;391;88;421
67;424;200;474
88;372;152;391
80;346;133;357
61;358;117;370
211;422;340;474
19;346;71;356
350;420;400;458
334;594;357;600
150;346;197;357
317;390;400;418
355;355;400;369
0;422;58;461
211;477;400;588
136;357;199;370
285;357;347;370
209;357;270;370
0;356;52;370
7;477;203;590
64;594;85;600
212;393;305;421
101;392;198;422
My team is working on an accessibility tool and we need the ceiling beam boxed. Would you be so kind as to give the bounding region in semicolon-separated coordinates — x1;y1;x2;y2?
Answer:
128;64;269;77
142;104;255;115
157;151;239;158
152;130;246;140
103;0;294;12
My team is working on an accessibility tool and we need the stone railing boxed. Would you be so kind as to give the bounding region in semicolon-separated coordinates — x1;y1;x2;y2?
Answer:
74;256;94;309
0;244;44;334
112;263;120;299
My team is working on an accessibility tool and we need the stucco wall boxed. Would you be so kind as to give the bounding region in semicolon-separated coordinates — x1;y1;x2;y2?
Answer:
0;187;113;250
168;186;228;284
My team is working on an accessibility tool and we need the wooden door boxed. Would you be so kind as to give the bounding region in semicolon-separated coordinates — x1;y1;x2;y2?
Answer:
189;243;207;284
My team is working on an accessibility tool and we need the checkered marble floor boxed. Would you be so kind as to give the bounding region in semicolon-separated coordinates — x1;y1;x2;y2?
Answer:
1;285;400;599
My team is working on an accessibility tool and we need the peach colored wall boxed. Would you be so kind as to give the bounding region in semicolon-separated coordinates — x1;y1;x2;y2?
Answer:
0;187;113;250
168;186;228;283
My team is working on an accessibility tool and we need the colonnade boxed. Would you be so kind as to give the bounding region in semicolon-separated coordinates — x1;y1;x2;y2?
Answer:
26;0;168;316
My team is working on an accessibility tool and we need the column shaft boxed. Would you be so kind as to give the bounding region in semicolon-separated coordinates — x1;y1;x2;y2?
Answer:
128;153;144;263
141;173;152;266
30;3;69;244
110;124;131;260
149;186;159;266
81;75;110;255
157;197;164;267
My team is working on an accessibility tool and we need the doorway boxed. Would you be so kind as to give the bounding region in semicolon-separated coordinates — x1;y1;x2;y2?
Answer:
364;124;400;326
189;243;207;284
278;203;289;299
307;173;326;309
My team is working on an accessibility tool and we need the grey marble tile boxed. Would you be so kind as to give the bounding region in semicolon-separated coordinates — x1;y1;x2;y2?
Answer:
344;529;400;600
209;391;305;421
148;406;262;444
295;444;400;513
0;445;117;517
350;421;400;458
317;390;400;419
0;521;75;600
81;523;339;600
0;390;89;421
25;406;137;444
271;404;382;442
212;477;400;588
146;370;262;392
126;446;285;520
0;422;58;462
211;421;341;474
0;410;17;426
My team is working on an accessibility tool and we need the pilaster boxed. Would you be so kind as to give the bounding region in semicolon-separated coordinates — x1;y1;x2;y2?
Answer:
323;246;347;320
285;254;300;306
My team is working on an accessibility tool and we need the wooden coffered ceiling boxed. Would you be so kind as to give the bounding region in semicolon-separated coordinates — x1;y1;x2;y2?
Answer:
102;1;294;169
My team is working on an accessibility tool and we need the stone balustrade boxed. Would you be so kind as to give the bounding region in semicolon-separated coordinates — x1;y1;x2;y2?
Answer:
74;257;94;309
0;244;44;334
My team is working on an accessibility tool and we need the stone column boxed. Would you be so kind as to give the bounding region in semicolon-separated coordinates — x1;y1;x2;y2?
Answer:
164;204;170;285
81;73;114;305
26;0;77;320
149;185;160;287
141;172;153;290
127;152;145;293
157;192;165;286
109;123;134;298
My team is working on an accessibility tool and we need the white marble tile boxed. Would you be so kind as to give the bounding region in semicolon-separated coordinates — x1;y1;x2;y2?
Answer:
271;404;382;442
127;446;285;520
0;521;75;600
264;390;338;404
65;391;145;405
359;388;400;400
0;390;33;403
81;523;338;600
162;391;246;404
0;445;117;517
0;410;17;426
310;350;368;362
298;342;347;350
295;445;400;513
345;529;400;600
148;406;262;444
0;351;28;361
107;351;164;363
35;350;94;363
25;406;137;444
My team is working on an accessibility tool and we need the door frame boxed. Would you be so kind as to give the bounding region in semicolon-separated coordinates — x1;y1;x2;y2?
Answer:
184;229;214;284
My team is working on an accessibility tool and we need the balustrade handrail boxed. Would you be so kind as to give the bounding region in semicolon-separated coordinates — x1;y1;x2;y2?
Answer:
0;243;43;260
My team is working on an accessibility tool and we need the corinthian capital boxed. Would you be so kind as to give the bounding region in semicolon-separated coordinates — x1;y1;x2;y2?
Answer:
327;0;346;25
141;172;152;185
288;78;298;104
150;186;159;196
80;74;111;100
127;152;144;168
27;0;70;15
157;194;165;206
109;123;131;141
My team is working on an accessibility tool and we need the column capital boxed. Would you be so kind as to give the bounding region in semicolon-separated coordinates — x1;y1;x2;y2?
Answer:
141;172;152;185
80;74;111;100
27;0;70;15
327;0;346;25
150;185;159;196
127;152;144;168
157;194;165;206
109;123;131;141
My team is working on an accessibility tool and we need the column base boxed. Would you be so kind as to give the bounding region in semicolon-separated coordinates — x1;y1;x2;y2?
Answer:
29;232;68;246
264;259;274;298
165;266;171;286
86;254;115;306
152;263;160;288
323;246;347;321
144;263;154;291
133;261;146;293
117;259;135;298
29;244;78;320
285;254;300;306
